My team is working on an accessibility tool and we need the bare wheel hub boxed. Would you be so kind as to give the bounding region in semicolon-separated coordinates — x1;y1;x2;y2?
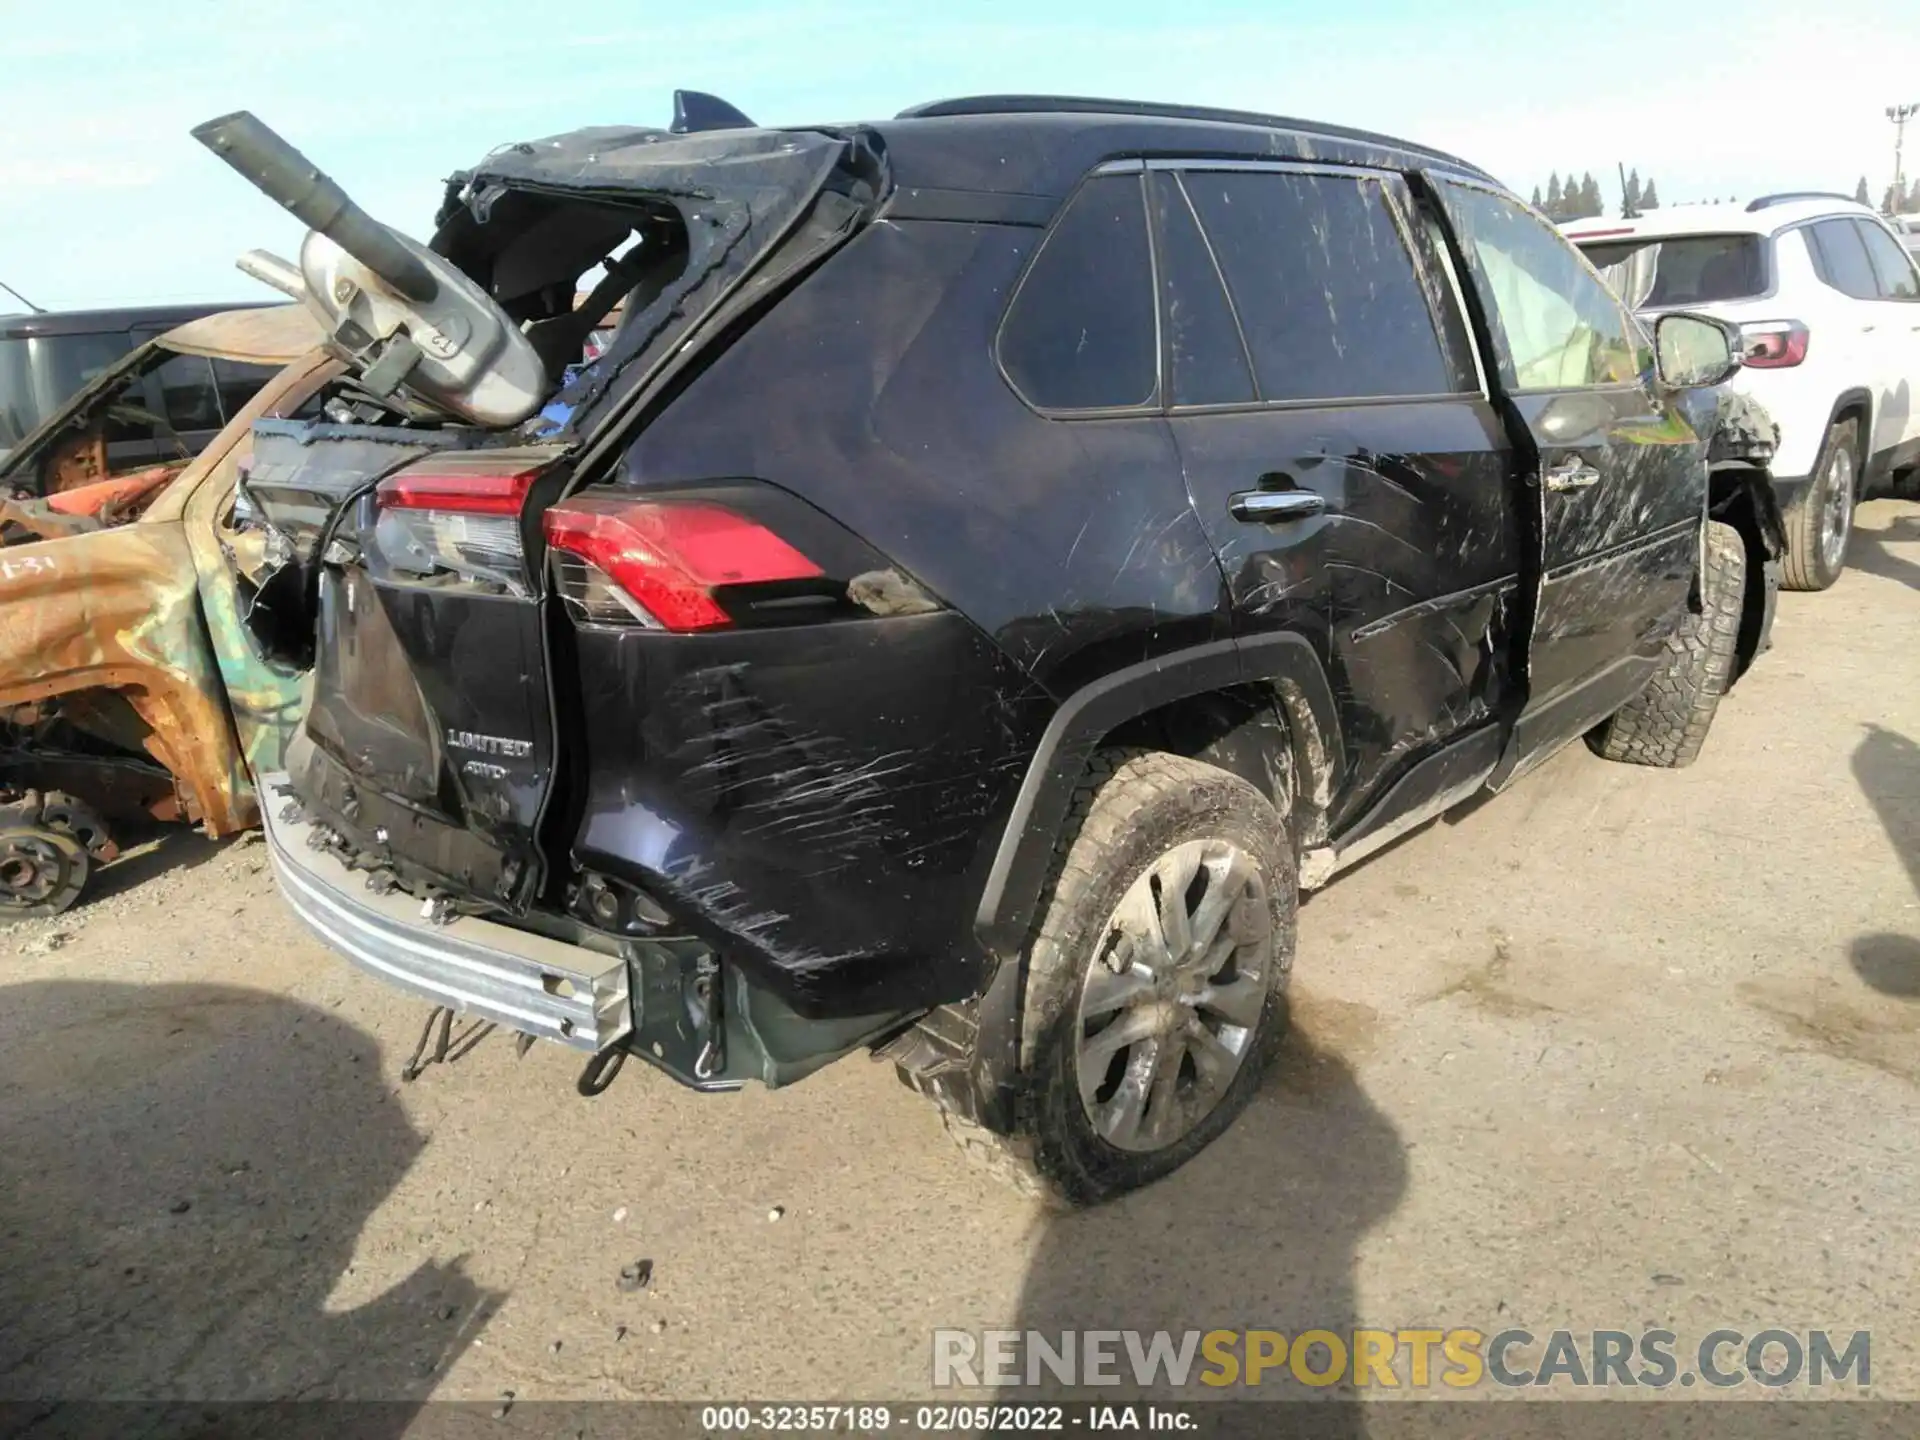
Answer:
1073;838;1273;1153
0;826;90;920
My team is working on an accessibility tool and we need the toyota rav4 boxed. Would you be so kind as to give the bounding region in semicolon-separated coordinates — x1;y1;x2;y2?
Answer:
205;93;1777;1206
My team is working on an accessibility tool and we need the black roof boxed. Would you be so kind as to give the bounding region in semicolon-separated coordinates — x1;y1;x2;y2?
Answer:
0;301;269;340
895;94;1490;178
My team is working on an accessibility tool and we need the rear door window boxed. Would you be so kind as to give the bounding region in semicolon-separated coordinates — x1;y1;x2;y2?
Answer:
154;354;222;434
1854;219;1920;300
212;359;282;423
998;173;1158;411
1435;181;1643;392
1807;219;1880;300
1179;168;1459;402
1147;172;1256;407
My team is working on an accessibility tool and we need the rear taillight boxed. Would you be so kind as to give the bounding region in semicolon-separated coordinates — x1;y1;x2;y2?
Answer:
542;495;823;631
1738;320;1809;369
372;453;547;596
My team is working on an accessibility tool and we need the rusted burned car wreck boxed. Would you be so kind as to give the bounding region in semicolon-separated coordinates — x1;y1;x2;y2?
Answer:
0;307;337;915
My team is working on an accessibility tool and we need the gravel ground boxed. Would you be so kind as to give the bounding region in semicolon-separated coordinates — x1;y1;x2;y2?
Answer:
2;502;1918;1414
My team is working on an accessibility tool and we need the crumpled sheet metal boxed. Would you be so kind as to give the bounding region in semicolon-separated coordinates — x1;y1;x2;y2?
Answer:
1;512;257;837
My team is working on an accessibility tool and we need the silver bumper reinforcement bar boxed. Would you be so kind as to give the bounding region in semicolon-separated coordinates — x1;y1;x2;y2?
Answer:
259;773;631;1053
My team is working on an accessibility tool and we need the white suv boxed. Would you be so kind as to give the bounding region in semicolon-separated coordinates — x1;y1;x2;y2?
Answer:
1566;195;1920;590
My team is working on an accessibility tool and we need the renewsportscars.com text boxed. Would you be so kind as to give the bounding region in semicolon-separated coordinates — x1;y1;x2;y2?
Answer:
932;1327;1871;1391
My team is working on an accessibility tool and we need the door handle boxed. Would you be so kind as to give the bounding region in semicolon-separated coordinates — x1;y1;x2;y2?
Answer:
1543;457;1602;493
1229;490;1326;523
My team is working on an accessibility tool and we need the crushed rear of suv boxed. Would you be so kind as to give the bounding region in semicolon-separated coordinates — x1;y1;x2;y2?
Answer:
207;93;1771;1206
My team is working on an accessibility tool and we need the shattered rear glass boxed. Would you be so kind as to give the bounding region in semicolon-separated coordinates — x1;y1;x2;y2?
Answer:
428;126;879;443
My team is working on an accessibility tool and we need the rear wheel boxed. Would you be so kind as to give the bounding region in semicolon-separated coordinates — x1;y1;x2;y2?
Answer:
1589;520;1746;770
1780;417;1859;591
942;750;1295;1208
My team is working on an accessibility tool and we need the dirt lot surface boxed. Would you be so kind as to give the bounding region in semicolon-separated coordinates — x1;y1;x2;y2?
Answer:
3;503;1919;1413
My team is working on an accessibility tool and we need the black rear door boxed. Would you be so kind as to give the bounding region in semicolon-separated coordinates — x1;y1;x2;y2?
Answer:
246;425;567;909
1427;176;1708;787
1154;161;1525;833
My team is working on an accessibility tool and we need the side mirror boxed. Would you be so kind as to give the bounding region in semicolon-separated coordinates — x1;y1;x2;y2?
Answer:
1654;312;1740;390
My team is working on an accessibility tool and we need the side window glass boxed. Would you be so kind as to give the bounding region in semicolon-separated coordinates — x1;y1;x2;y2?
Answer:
1182;169;1458;402
1148;172;1255;407
998;173;1158;411
212;359;281;423
1809;220;1879;300
1435;181;1642;391
1854;219;1920;300
154;353;221;434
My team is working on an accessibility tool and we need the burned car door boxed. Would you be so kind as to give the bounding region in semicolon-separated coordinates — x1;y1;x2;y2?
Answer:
1428;175;1707;788
1153;161;1524;837
174;350;339;777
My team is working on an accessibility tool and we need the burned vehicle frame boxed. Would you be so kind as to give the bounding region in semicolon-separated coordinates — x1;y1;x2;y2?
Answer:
0;307;344;916
208;94;1775;1204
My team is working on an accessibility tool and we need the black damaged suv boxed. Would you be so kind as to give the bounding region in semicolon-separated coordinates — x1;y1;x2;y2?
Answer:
215;94;1778;1206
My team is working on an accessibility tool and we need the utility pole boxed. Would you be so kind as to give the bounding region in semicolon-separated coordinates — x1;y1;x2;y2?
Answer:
1618;161;1636;219
1891;102;1920;213
0;278;44;314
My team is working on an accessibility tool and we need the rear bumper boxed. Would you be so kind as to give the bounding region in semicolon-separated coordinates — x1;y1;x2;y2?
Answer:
259;773;632;1053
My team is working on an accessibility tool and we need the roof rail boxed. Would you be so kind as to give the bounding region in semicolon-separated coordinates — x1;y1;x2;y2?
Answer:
1745;191;1856;213
895;94;1488;178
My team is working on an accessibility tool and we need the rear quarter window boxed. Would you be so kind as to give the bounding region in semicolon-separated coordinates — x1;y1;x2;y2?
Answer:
997;173;1159;412
1807;219;1881;300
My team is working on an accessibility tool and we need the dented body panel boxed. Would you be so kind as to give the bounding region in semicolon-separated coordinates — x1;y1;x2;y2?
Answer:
0;312;332;838
255;102;1754;1104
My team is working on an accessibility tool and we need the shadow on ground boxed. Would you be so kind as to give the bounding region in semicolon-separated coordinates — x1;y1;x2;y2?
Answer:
1009;1001;1405;1436
82;822;229;907
1849;724;1920;1000
1846;511;1920;589
0;980;501;1426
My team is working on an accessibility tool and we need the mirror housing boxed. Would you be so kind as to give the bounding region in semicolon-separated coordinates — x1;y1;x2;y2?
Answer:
1653;312;1741;390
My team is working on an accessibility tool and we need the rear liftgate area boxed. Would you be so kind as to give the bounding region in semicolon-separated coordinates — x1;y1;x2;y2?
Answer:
247;120;1033;1097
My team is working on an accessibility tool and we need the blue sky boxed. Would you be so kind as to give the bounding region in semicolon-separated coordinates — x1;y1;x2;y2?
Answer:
7;0;1919;310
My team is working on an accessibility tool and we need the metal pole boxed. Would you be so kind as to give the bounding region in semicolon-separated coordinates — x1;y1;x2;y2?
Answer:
0;279;45;314
1890;103;1919;212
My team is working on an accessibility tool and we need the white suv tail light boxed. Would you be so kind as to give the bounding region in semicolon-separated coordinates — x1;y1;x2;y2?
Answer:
1738;320;1809;369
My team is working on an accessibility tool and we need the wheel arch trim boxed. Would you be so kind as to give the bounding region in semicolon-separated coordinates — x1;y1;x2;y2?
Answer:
971;631;1342;963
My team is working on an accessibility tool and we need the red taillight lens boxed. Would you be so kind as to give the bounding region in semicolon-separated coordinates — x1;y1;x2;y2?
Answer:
1738;321;1809;369
371;454;549;596
542;495;823;632
374;454;544;514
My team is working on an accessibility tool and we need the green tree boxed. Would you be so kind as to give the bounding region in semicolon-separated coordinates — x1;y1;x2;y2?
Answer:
1580;173;1603;218
1625;168;1643;214
1531;185;1544;209
1547;173;1563;216
1640;178;1659;209
1854;176;1871;206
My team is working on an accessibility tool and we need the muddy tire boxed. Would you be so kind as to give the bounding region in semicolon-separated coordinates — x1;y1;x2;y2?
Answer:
948;750;1295;1208
1780;417;1859;591
1589;520;1746;770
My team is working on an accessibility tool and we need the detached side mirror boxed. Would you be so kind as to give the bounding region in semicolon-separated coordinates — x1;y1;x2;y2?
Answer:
1654;312;1740;390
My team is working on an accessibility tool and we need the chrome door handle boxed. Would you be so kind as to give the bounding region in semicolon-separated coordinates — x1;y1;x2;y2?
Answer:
1229;490;1326;523
1544;457;1602;493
